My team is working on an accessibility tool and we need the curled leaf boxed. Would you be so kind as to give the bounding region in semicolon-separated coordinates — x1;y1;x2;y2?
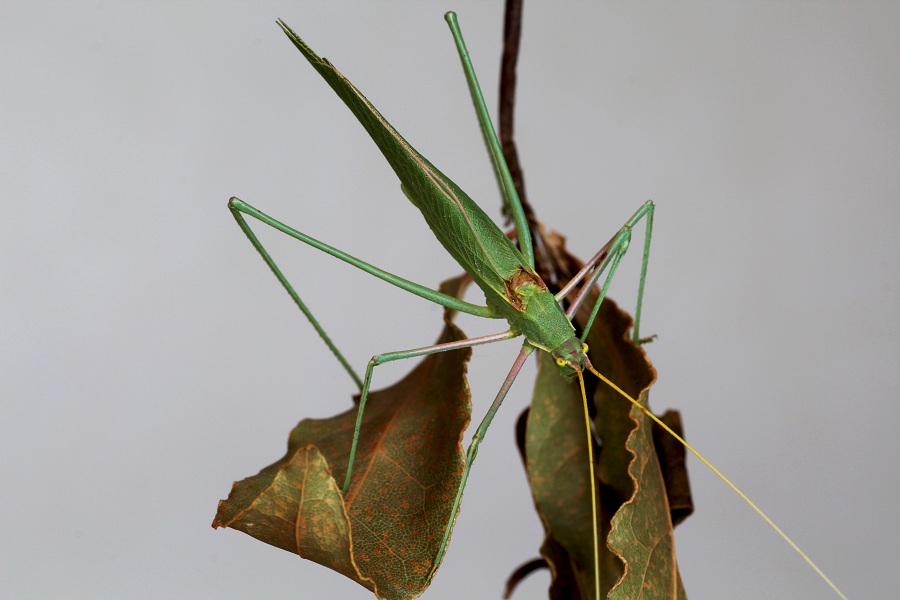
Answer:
606;396;686;600
213;307;472;600
515;228;691;599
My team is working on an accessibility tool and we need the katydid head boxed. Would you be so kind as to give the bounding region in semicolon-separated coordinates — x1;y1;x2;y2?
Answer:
551;337;592;379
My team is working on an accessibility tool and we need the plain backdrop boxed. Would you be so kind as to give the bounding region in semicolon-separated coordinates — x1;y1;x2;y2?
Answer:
2;1;898;599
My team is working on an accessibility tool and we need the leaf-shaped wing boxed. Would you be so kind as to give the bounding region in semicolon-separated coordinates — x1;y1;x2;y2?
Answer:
276;20;532;309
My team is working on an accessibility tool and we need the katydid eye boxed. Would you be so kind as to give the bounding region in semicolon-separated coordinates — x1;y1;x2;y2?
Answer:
556;357;567;367
582;343;589;353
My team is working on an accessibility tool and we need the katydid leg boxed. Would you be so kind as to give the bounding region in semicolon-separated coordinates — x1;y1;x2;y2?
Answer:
343;329;517;495
573;228;632;341
432;343;534;575
444;12;534;269
229;198;363;389
229;197;505;388
558;200;655;344
229;198;497;319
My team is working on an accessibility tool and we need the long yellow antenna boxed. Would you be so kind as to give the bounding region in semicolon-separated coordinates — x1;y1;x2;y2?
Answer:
575;369;601;600
586;364;849;600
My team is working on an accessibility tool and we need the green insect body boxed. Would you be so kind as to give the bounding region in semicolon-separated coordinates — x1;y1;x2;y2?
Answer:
280;22;586;373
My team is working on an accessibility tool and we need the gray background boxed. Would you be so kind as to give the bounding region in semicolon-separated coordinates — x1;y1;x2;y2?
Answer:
3;1;898;599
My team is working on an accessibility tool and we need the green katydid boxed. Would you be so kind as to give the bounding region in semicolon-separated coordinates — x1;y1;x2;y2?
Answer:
225;12;849;600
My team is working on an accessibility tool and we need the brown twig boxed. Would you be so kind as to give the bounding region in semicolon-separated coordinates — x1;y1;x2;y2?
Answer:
499;0;530;223
499;0;569;286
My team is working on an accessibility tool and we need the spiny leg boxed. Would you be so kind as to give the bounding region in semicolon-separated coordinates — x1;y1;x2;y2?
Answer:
229;197;503;390
343;330;517;495
229;198;362;389
229;198;495;318
444;12;534;269
432;344;534;575
559;200;655;344
630;200;654;343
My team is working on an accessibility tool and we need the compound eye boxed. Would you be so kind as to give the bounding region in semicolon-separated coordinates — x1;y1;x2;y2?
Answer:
556;357;567;368
582;343;590;354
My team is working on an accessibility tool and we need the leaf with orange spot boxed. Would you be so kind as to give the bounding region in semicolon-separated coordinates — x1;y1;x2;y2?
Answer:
213;298;472;600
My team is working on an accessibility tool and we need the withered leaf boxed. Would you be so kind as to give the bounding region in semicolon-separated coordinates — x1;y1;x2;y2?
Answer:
606;395;687;600
213;308;472;600
515;230;689;600
523;348;602;596
580;274;686;600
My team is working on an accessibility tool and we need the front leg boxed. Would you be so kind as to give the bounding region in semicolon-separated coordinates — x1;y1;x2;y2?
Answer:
343;329;517;494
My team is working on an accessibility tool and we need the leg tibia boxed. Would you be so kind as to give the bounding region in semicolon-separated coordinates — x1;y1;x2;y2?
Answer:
343;330;517;494
559;200;655;344
229;198;362;389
